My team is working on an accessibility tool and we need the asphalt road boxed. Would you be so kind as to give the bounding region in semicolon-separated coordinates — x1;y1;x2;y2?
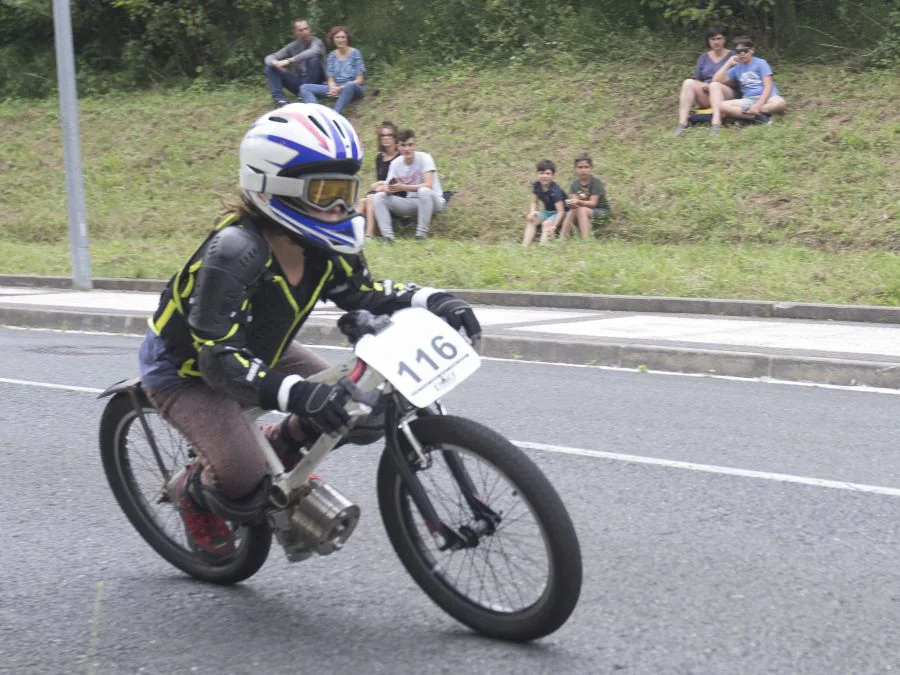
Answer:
1;327;899;675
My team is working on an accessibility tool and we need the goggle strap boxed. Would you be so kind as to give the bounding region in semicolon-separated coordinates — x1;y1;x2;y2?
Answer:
240;168;306;198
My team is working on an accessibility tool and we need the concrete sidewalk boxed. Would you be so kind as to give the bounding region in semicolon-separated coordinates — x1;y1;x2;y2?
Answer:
1;276;900;389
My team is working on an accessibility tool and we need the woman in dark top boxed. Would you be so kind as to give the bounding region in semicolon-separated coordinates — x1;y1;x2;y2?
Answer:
360;120;400;238
673;26;736;136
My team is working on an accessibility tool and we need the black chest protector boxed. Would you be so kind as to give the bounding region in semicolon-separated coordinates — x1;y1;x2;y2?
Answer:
240;256;332;364
149;214;334;377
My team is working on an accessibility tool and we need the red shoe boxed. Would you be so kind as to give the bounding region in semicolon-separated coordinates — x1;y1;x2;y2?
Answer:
170;463;235;560
267;408;386;470
264;417;307;471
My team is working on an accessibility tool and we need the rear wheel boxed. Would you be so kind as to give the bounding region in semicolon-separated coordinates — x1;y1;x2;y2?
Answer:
377;416;582;641
99;390;271;584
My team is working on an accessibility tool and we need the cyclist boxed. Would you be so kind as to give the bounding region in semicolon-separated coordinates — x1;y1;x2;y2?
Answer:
138;103;481;560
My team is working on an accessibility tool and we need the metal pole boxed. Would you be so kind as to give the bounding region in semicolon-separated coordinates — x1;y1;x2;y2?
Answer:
52;0;92;290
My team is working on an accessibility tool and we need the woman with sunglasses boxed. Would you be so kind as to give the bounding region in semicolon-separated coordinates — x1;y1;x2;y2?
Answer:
673;26;737;137
137;103;481;559
359;121;401;239
709;36;786;134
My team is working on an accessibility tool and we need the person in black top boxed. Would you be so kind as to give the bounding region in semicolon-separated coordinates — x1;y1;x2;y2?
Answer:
358;120;400;239
138;103;481;559
523;159;567;246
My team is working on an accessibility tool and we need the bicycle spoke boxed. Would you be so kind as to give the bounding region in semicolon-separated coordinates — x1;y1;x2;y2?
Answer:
120;408;246;557
492;534;546;585
402;443;551;614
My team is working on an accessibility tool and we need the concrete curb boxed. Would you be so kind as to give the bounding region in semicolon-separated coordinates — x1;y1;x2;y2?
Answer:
457;290;900;325
3;274;900;324
0;275;168;294
4;306;900;389
0;307;152;336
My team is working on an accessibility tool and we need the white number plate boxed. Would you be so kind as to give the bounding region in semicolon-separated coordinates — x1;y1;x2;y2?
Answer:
354;307;481;408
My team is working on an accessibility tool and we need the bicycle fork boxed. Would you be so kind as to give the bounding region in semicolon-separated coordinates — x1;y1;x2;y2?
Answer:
384;401;502;551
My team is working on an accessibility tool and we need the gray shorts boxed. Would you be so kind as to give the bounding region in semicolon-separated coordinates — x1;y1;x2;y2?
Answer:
739;96;762;113
739;95;786;113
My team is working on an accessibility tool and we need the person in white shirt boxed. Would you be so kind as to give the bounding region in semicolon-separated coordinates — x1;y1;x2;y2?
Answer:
371;129;445;241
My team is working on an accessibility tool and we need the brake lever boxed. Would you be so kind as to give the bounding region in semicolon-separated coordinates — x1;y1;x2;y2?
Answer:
336;376;381;416
337;310;392;345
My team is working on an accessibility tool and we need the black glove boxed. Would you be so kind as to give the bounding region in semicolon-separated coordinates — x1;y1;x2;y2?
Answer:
286;381;350;435
426;293;482;344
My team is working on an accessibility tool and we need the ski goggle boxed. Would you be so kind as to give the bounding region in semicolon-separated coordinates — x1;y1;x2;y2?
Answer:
302;175;360;209
241;169;359;210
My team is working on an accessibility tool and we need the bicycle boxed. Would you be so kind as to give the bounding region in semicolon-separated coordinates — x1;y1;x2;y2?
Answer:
99;307;582;641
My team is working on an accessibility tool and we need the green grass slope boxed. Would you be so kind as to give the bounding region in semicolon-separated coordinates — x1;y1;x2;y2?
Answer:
0;57;898;303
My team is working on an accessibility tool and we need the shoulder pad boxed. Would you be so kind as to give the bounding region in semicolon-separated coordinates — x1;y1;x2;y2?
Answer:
203;225;269;287
187;225;269;338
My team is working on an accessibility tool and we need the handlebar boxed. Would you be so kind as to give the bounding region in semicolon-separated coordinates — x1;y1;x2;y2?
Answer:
337;310;392;345
338;309;482;354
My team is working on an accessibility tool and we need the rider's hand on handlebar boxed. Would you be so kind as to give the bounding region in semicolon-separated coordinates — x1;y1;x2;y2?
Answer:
426;293;482;346
286;381;350;435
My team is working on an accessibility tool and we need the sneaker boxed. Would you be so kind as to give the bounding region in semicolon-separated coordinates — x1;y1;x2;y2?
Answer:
274;99;288;108
710;124;722;136
754;113;773;125
170;463;235;560
673;124;688;137
415;235;428;241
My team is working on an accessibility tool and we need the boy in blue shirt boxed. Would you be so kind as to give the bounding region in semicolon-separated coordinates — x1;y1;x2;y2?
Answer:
709;36;786;135
524;160;566;247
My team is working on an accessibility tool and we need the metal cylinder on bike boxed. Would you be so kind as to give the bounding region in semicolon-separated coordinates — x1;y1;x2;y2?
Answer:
269;476;361;562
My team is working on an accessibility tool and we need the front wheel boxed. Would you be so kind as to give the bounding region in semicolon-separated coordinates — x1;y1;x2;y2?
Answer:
99;389;272;585
377;416;582;641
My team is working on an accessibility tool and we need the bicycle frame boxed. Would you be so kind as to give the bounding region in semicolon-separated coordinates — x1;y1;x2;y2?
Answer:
258;355;384;505
100;313;497;555
249;353;497;552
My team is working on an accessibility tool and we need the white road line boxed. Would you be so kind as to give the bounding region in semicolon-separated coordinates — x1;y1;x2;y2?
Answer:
0;376;103;393
3;375;900;498
514;441;900;498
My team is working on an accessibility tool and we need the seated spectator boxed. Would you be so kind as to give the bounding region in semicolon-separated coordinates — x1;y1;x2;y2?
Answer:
263;18;326;107
673;26;737;137
371;129;445;241
300;26;366;114
709;36;787;135
560;153;610;240
523;160;566;247
359;121;401;239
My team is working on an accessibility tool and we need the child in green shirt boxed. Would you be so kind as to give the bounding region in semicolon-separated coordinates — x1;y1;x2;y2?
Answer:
560;153;610;240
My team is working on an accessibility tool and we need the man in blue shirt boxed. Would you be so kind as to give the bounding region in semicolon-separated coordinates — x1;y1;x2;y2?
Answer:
708;36;787;135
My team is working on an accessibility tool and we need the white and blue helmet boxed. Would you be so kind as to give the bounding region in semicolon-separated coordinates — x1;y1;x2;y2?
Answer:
239;103;365;254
